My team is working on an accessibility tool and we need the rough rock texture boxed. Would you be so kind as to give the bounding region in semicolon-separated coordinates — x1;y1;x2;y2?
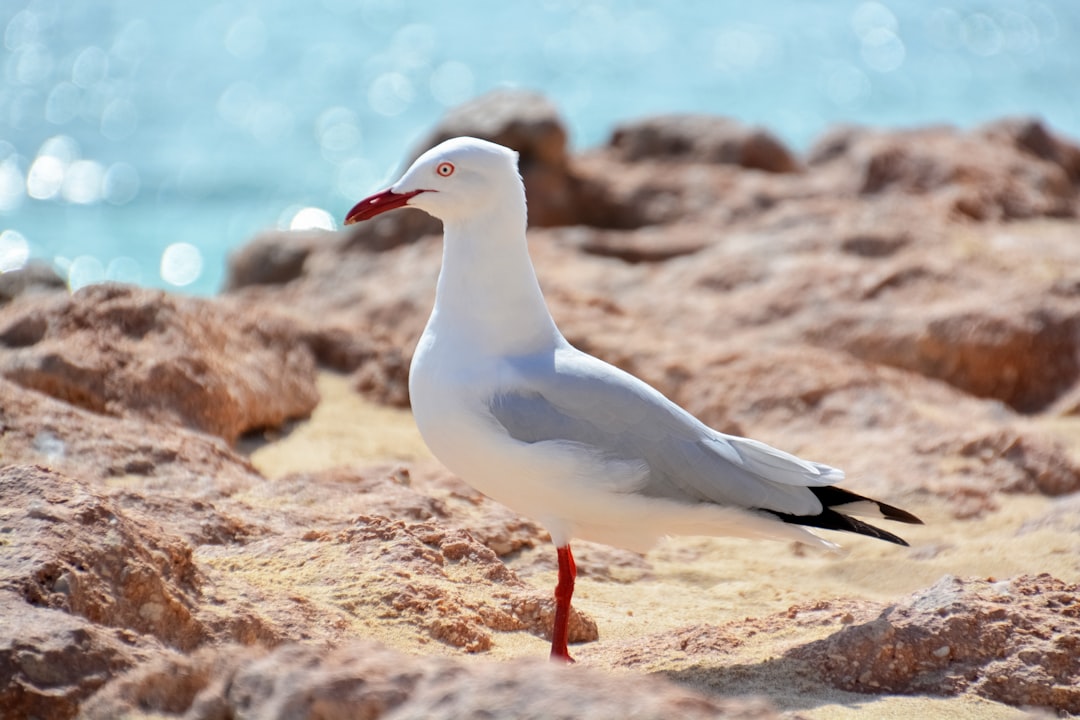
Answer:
0;259;66;304
814;305;1080;413
0;465;206;650
609;114;799;173
226;102;1080;430
4;95;1080;717
0;283;319;443
0;590;157;719
0;376;263;489
200;513;597;654
808;119;1079;220
81;641;778;720
0;460;601;719
224;229;325;290
792;574;1080;713
0;465;272;719
259;464;547;558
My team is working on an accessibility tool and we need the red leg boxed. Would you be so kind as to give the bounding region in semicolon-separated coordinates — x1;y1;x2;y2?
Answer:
550;544;577;663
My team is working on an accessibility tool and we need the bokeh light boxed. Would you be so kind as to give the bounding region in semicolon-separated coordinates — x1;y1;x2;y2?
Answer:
0;228;30;272
289;206;336;231
0;157;24;211
26;154;63;200
160;242;204;287
368;72;415;117
0;1;1076;295
430;61;475;107
225;15;267;60
106;255;142;284
62;160;105;204
71;45;108;87
67;254;106;290
102;162;139;205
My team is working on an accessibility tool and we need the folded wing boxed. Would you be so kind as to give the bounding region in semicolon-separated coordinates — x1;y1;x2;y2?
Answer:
489;346;841;517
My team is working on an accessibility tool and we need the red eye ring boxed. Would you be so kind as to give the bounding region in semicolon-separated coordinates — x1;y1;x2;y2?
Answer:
436;162;455;177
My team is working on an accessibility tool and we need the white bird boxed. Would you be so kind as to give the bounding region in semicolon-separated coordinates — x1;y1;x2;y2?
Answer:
344;136;921;662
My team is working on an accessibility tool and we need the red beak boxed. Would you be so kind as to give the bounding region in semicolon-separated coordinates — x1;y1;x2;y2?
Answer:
343;188;425;225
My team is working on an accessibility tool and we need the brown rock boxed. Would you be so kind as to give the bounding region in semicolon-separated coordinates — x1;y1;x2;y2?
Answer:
0;464;206;650
0;463;279;652
0;376;262;490
84;644;247;720
223;229;322;290
250;513;594;651
349;340;411;407
0;590;159;720
838;231;910;258
16;99;1080;717
980;116;1080;184
602;597;878;672
237;463;546;558
400;465;548;556
222;232;441;406
609;114;799;173
0;259;66;304
82;640;777;720
1018;492;1080;535
0;283;319;443
790;574;1080;714
560;225;708;264
814;303;1080;413
808;122;1079;219
945;428;1080;496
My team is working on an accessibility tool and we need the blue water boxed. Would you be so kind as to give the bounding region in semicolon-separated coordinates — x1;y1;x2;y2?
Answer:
1;0;1078;295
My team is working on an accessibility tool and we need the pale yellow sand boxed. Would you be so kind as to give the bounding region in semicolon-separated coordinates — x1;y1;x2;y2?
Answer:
248;372;1074;719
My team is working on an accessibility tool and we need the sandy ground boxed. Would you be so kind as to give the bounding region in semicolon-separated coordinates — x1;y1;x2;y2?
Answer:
247;373;1074;718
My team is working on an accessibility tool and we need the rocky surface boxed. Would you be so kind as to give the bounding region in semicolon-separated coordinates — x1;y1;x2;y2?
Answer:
0;284;319;444
0;376;262;490
1;465;207;650
609;114;800;173
2;91;1080;717
793;574;1080;712
80;641;778;720
0;260;66;305
0;590;157;719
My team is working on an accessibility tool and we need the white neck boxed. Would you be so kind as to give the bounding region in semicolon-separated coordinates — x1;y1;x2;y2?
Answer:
430;198;561;357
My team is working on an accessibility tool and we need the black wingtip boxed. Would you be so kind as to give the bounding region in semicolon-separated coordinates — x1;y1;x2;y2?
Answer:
844;514;911;546
877;502;924;526
764;486;922;546
766;508;913;546
809;486;924;525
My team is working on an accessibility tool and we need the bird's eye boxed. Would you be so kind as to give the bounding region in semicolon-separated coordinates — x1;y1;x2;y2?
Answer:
436;162;455;177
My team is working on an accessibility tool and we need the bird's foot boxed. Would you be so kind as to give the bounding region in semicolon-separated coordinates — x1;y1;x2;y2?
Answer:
549;647;576;664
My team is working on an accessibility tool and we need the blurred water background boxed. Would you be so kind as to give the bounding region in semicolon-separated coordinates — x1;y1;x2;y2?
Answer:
1;0;1077;295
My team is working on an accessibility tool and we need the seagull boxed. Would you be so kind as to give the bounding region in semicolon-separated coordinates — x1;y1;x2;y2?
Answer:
344;136;922;663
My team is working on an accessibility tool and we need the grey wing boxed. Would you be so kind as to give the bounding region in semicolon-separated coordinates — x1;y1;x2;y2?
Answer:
489;347;841;516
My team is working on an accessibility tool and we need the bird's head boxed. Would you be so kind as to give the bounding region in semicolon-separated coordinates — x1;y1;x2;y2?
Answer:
344;136;522;226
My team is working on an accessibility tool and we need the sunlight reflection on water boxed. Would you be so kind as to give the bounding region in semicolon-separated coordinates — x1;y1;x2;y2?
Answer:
0;0;1077;294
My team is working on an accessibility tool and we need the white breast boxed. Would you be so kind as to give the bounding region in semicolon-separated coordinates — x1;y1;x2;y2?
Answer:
408;324;836;553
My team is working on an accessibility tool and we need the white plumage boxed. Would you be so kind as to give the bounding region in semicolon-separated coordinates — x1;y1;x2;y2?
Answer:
344;136;921;662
